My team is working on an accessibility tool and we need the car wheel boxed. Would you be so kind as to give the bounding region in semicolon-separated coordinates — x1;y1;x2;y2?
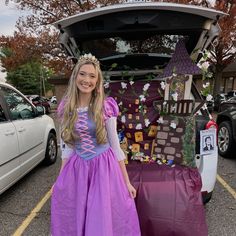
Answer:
43;133;58;165
202;191;213;204
218;121;235;158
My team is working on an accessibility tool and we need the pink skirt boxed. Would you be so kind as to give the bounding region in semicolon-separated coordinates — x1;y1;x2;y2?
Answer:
51;148;141;236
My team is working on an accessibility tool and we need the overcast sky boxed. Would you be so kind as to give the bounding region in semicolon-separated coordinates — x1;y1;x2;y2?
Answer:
0;1;36;36
0;1;24;36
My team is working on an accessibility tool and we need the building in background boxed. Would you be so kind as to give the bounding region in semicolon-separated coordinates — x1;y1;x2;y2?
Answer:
221;60;236;93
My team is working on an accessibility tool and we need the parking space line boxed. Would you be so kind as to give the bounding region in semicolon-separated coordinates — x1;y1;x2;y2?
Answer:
217;174;236;200
12;188;52;236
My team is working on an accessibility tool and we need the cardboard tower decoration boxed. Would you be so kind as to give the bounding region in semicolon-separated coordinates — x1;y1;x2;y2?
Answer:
153;40;204;167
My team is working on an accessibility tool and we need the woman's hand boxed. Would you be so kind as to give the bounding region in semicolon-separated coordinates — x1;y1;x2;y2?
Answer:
117;160;137;198
127;182;137;198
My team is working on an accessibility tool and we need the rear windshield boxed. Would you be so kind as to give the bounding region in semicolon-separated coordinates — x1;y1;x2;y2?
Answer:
80;34;187;70
80;34;187;58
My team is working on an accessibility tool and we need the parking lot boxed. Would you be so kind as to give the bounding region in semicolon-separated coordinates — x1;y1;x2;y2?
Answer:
1;1;236;235
0;112;235;236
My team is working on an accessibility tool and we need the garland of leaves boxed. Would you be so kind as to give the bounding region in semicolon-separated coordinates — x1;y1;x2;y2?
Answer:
197;50;214;102
182;115;196;167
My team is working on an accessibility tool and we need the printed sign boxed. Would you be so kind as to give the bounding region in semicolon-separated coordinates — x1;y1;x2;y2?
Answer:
200;129;217;155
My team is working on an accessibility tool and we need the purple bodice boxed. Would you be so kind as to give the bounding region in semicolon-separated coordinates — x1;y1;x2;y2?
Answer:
74;110;110;160
57;97;119;160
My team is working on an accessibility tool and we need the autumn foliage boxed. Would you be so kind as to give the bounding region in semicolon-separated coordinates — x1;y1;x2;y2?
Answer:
0;30;73;77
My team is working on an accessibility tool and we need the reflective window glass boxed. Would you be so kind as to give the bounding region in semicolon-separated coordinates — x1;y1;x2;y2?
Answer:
1;87;34;120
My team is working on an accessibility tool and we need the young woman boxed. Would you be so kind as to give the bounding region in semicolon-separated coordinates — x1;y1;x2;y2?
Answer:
51;54;141;236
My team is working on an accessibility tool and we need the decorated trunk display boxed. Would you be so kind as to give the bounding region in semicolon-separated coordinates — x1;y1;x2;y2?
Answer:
105;40;205;168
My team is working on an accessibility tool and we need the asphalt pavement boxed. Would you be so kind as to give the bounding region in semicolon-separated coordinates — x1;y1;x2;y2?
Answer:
0;111;235;236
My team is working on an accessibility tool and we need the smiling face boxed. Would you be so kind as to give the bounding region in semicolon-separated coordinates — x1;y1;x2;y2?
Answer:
76;64;98;95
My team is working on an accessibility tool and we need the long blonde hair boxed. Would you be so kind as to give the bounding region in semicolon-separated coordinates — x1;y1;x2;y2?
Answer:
59;60;107;146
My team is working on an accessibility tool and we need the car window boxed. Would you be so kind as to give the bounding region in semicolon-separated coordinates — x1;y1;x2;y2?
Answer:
81;35;186;59
32;96;46;103
1;87;35;120
32;96;40;102
0;104;7;122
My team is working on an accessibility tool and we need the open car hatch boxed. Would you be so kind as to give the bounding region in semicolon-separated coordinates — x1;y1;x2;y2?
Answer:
54;2;226;61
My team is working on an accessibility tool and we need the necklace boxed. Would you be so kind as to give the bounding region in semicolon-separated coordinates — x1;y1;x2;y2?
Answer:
77;106;89;112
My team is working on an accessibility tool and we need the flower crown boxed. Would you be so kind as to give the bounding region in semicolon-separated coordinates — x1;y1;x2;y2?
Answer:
78;53;100;67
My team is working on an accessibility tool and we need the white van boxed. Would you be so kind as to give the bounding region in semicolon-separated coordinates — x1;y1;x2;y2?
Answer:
0;82;58;194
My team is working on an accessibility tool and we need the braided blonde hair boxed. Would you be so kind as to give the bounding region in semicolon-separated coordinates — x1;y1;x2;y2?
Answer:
59;57;107;146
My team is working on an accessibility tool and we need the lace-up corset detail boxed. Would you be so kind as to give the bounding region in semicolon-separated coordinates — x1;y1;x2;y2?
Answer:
75;112;96;155
74;110;109;160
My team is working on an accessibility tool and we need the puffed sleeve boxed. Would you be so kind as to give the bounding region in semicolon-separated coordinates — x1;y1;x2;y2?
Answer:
104;97;126;161
103;97;119;121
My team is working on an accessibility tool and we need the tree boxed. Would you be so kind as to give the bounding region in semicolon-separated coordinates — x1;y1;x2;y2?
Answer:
6;61;53;95
0;30;73;76
209;0;236;95
0;31;71;93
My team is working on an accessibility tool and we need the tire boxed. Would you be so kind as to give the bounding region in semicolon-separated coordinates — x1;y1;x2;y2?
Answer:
218;121;235;158
202;191;213;204
43;133;58;165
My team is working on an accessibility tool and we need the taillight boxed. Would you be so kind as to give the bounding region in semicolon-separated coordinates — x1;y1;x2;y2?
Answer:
205;119;218;130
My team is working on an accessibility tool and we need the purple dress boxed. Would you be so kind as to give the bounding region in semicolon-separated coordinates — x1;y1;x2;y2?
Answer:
51;97;141;236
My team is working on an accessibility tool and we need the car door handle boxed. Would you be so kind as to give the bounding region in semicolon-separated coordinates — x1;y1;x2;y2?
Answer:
5;130;15;136
18;127;26;132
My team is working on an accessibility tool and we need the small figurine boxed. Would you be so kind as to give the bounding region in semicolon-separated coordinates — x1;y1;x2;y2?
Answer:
156;154;175;167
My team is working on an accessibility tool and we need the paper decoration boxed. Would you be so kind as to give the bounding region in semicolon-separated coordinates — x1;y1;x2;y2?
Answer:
164;75;192;100
200;129;217;155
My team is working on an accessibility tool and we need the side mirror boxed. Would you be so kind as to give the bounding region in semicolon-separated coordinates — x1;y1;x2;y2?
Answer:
36;105;45;116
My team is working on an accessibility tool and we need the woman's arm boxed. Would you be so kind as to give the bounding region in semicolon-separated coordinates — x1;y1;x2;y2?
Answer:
105;117;137;198
59;139;74;173
118;160;137;198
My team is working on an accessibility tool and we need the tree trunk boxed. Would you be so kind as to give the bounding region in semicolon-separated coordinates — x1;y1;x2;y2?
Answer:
213;66;224;96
